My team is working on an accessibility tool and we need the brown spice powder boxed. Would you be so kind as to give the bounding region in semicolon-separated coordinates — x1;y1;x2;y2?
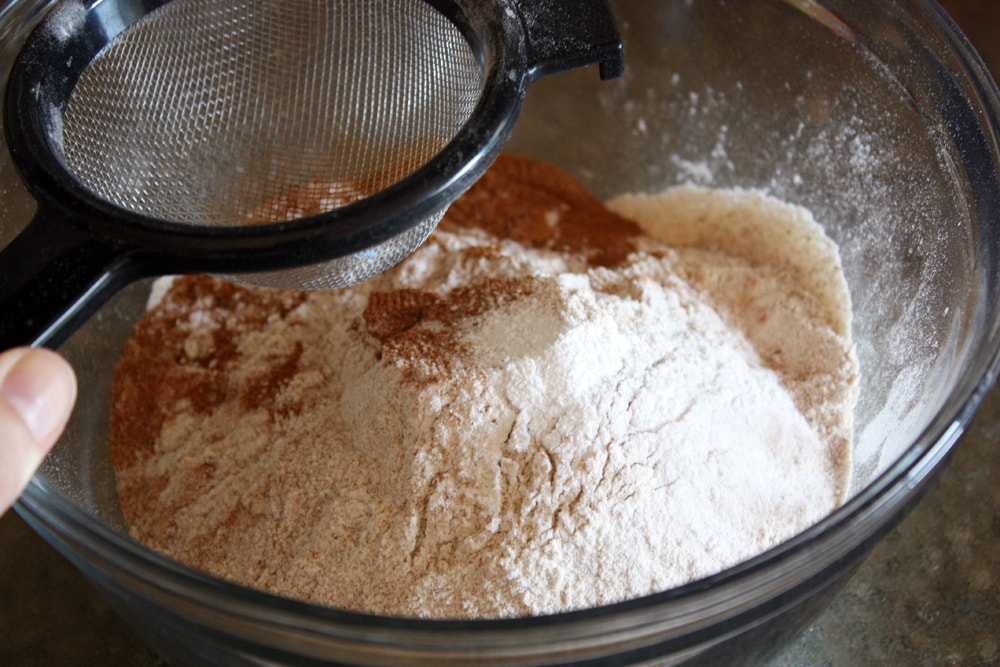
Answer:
362;276;537;381
109;278;308;467
445;154;642;266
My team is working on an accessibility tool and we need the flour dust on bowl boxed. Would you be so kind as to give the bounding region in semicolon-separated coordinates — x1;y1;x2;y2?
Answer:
6;0;1000;665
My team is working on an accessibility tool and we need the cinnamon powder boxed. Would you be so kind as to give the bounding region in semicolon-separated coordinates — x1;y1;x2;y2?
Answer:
446;154;642;266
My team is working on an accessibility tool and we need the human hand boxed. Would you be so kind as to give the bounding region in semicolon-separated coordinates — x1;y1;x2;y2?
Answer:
0;348;77;514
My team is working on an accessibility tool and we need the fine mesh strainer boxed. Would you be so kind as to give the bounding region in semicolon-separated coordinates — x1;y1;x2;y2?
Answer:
0;0;622;348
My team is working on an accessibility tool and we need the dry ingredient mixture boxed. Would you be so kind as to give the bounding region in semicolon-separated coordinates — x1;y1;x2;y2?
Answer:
109;155;858;618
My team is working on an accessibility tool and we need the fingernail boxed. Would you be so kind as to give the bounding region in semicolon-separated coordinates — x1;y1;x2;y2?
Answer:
0;349;77;443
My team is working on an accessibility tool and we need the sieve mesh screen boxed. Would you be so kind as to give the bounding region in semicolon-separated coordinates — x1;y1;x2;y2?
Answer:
59;0;484;229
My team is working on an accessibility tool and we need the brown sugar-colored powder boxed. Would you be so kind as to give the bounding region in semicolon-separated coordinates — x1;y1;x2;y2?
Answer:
109;278;307;468
446;154;642;267
363;277;536;380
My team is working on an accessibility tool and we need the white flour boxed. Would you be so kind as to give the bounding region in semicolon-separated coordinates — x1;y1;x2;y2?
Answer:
112;158;858;618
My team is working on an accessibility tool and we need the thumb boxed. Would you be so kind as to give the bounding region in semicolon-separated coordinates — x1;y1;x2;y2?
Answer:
0;348;77;513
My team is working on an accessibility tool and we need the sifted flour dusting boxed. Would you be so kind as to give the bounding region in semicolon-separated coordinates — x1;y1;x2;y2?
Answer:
110;155;858;618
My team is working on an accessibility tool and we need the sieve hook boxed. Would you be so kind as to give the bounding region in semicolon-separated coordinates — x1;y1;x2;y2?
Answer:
512;0;624;81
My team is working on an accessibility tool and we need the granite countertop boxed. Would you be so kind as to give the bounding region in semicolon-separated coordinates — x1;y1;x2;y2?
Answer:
2;1;999;665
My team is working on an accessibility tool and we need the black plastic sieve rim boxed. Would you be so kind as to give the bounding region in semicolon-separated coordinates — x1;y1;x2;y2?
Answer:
6;0;508;264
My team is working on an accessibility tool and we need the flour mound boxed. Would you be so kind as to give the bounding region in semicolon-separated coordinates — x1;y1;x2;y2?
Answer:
110;155;858;618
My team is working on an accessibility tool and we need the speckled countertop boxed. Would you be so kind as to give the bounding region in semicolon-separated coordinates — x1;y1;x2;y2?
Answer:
2;2;999;665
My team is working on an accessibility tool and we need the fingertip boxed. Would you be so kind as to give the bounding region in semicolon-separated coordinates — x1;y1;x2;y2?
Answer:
0;347;77;451
0;348;77;511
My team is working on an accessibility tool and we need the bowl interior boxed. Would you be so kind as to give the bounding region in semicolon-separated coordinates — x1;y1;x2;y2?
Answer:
5;0;998;634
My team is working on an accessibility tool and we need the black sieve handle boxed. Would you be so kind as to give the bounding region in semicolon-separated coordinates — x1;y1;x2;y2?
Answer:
514;0;624;81
0;208;145;349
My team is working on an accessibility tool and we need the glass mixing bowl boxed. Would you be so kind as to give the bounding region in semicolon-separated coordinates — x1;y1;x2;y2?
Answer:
5;0;1000;665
